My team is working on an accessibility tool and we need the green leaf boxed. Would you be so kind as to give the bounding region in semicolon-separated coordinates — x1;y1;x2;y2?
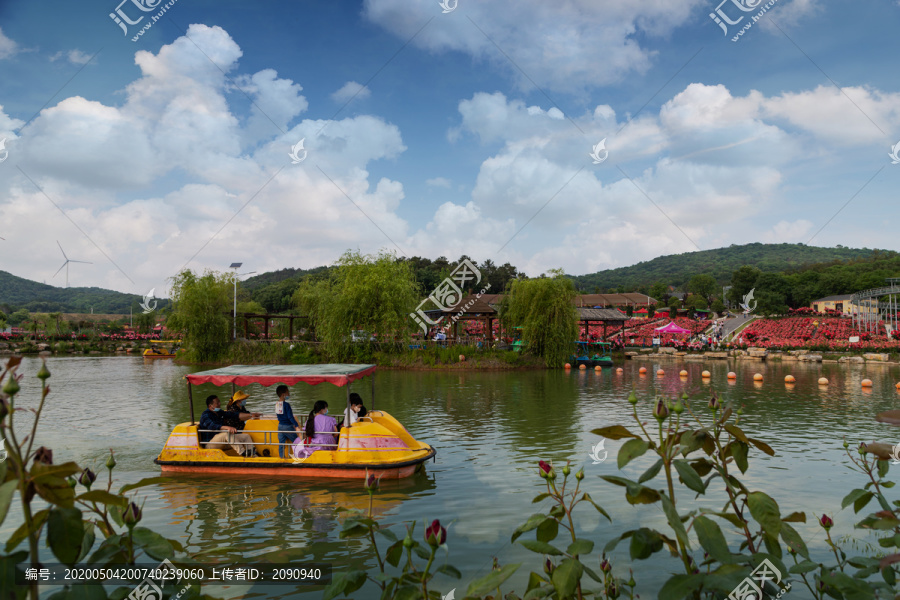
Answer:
548;504;565;519
47;507;85;566
375;528;398;543
747;438;776;456
780;522;809;559
385;540;403;568
603;530;633;554
30;462;82;483
131;527;177;561
108;504;124;528
660;494;690;552
581;492;611;521
436;564;462;579
566;539;594;556
730;441;750;474
339;524;370;539
536;517;558;543
638;458;664;483
724;424;749;444
323;570;368;600
466;564;521;597
34;480;76;508
788;560;819;574
679;429;711;456
591;425;640;440
85;535;127;566
413;545;432;561
843;489;871;510
781;511;806;523
512;514;548;542
519;540;564;556
855;491;875;514
762;531;782;559
76;490;128;507
118;477;174;494
672;459;706;494
705;511;745;529
659;574;705;600
550;558;583;599
392;586;422;600
878;459;890;479
747;491;781;537
77;522;96;563
629;527;664;560
618;439;650;469
532;493;551;504
0;480;18;527
694;516;732;564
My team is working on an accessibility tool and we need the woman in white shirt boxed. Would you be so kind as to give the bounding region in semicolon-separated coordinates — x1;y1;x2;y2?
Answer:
342;393;367;427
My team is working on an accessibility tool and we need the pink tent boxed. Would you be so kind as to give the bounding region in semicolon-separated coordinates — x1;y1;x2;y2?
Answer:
654;321;691;334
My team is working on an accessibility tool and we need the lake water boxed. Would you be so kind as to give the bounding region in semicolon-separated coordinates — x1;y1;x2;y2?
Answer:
4;356;899;599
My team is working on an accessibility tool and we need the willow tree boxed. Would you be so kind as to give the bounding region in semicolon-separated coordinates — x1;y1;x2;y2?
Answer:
293;250;419;360
501;270;578;368
167;269;233;362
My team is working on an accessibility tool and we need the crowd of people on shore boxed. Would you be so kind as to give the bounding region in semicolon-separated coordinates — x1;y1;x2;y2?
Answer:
197;386;367;460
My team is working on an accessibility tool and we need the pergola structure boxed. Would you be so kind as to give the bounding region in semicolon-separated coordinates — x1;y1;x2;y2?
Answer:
421;295;499;342
238;313;308;340
851;278;900;335
576;307;628;341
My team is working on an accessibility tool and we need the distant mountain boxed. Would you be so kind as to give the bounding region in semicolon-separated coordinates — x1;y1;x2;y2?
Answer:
570;243;894;292
0;270;163;314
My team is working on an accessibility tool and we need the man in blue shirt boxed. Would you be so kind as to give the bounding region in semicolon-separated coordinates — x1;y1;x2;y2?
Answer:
275;385;302;459
199;395;257;457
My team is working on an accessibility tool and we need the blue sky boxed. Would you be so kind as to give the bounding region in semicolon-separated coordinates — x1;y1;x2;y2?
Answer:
0;0;898;296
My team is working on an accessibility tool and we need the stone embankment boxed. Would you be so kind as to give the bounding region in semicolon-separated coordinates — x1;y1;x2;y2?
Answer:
0;341;153;356
627;348;897;365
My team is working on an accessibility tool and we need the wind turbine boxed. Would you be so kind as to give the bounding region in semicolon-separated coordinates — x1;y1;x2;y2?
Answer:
53;241;92;288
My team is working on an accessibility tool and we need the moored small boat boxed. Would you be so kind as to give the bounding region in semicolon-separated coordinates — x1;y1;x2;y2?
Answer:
154;364;435;479
143;340;179;359
571;341;614;368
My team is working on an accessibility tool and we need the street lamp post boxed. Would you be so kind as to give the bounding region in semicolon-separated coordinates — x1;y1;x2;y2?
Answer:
230;263;256;340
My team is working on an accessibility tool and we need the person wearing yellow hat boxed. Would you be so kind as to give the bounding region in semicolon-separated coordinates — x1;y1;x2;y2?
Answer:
223;390;262;456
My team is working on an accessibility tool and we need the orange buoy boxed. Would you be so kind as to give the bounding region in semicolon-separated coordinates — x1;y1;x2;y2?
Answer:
701;370;711;378
895;382;900;390
459;354;466;362
679;370;688;377
753;373;763;381
594;365;602;372
785;375;795;383
564;363;572;369
862;379;873;388
657;369;665;376
616;367;623;374
579;364;587;370
639;367;647;374
818;377;829;385
727;372;737;379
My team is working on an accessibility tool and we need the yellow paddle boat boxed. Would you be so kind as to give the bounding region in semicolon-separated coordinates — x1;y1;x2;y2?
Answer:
154;364;435;479
143;340;180;359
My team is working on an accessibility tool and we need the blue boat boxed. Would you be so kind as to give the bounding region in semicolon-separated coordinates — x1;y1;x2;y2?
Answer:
571;341;614;368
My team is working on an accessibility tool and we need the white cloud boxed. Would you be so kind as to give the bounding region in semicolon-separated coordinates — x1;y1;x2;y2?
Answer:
763;219;814;243
426;177;451;188
331;81;371;104
51;50;93;65
0;27;18;60
364;0;706;92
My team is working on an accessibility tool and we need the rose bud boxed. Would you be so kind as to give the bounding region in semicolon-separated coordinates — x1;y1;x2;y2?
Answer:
575;468;584;481
544;558;554;575
627;571;635;587
0;397;8;422
708;392;721;411
34;447;52;465
67;477;77;488
538;460;555;480
859;442;868;454
2;374;20;397
425;519;447;547
672;398;684;415
606;581;619;599
562;464;571;477
364;469;379;494
653;398;669;422
106;449;116;470
36;361;51;381
123;501;142;528
78;468;96;489
627;390;638;405
600;556;611;573
819;514;833;530
402;533;414;549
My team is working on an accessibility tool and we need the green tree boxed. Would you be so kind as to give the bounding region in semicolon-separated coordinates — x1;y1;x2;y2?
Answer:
728;265;762;305
687;274;718;304
500;270;577;368
167;269;233;362
649;282;668;303
711;298;726;314
8;309;29;327
667;295;681;313
294;250;419;360
0;310;6;330
685;294;708;310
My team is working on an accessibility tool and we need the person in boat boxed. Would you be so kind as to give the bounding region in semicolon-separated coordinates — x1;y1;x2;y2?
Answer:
275;384;302;459
295;401;338;458
342;393;368;427
224;390;262;431
199;395;258;458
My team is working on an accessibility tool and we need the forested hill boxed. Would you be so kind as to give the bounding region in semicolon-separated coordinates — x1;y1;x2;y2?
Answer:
0;270;155;314
570;243;893;291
